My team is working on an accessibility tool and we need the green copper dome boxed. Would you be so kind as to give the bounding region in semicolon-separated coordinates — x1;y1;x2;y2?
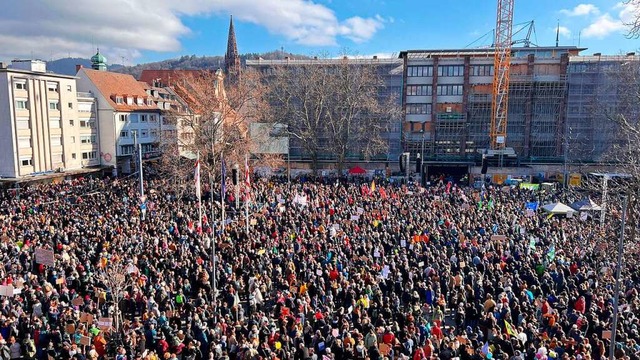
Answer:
91;49;107;71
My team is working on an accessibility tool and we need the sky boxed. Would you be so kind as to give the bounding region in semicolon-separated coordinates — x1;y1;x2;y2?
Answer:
1;0;638;66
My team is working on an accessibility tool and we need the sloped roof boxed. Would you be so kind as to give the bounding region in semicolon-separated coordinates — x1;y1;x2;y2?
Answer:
80;68;157;112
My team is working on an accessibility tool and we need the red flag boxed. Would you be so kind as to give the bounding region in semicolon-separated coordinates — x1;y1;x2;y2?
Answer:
445;181;452;194
379;187;387;199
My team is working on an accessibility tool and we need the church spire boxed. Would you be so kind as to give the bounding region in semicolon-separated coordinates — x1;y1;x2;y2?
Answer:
224;15;241;83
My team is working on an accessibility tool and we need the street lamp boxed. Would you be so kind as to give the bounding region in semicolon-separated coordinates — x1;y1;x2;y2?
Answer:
420;129;425;184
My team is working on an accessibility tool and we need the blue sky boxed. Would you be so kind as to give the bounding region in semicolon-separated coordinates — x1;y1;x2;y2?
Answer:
1;0;637;65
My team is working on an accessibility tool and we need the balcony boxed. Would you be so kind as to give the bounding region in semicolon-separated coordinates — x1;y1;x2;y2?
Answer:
77;92;94;99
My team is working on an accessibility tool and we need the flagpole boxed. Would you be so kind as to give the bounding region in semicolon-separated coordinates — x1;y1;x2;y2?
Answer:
197;151;202;231
211;141;217;322
221;153;226;235
245;153;250;234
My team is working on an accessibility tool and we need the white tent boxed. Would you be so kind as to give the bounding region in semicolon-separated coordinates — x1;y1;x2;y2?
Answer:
542;202;576;215
570;198;602;211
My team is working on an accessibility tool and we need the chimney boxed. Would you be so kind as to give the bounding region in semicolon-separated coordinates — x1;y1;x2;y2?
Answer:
0;62;5;69
593;53;601;56
313;56;318;60
373;55;378;59
76;64;83;73
627;52;636;56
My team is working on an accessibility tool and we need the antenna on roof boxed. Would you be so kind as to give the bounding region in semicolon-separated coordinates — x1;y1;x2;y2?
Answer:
555;19;560;47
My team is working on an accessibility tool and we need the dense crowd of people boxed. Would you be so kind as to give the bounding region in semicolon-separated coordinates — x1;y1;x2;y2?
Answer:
0;169;638;360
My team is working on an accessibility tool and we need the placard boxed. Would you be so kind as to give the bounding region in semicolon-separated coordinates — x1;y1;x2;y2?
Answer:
357;207;364;215
80;313;93;323
66;323;76;334
602;330;611;339
491;235;506;242
97;317;112;331
400;240;407;248
35;248;55;267
79;336;91;346
350;215;360;221
0;285;14;297
72;297;84;306
418;261;424;267
56;277;65;285
250;219;257;226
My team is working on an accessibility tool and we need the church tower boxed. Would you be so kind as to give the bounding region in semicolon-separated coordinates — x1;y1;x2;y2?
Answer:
224;15;241;83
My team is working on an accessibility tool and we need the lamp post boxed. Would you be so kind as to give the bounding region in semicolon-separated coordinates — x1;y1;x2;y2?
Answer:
420;129;426;184
609;195;628;360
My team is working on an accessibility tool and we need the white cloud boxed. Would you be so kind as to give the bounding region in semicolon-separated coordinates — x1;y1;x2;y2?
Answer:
560;3;600;16
0;0;386;62
582;14;625;38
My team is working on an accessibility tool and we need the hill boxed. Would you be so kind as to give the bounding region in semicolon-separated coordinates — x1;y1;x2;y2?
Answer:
46;57;123;76
46;50;310;78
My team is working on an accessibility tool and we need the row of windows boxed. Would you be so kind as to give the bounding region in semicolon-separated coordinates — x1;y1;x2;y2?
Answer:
115;96;154;106
406;85;432;96
406;103;433;115
120;129;157;139
13;81;72;92
407;64;494;77
437;84;464;96
18;136;65;148
438;65;464;77
119;114;158;122
407;66;433;77
18;150;94;167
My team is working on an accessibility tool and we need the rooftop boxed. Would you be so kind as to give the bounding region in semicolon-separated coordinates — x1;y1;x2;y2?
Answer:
80;68;157;112
400;46;586;59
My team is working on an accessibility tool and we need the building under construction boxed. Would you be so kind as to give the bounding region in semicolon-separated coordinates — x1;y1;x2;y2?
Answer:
400;46;583;169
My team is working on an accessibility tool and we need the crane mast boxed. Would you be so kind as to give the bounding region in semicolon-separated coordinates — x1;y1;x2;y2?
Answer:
490;0;514;150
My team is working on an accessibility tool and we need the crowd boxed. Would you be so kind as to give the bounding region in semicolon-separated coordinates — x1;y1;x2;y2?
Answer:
0;169;638;360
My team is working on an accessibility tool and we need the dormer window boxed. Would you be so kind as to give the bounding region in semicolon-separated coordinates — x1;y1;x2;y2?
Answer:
115;96;124;104
137;97;143;106
127;96;133;105
147;98;153;106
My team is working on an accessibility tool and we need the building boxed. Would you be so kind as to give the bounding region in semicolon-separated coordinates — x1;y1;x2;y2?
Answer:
224;15;241;83
0;60;96;179
399;46;583;169
246;57;403;165
566;53;640;163
76;54;162;174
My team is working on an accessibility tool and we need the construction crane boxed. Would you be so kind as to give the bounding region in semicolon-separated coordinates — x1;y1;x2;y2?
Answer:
490;0;515;151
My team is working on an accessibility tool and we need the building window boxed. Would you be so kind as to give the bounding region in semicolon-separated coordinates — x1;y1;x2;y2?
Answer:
50;136;62;146
470;65;494;76
119;114;128;122
150;115;157;122
436;84;464;96
127;97;133;105
407;66;433;77
16;117;30;129
147;99;154;106
14;81;26;90
137;97;144;106
50;118;61;128
150;129;159;138
18;137;31;148
67;85;72;92
437;65;464;77
72;153;77;159
140;114;148;122
70;136;75;143
20;158;33;166
68;102;73;109
47;82;58;92
69;119;74;126
80;135;96;144
141;129;149;138
406;103;432;115
16;99;28;109
120;145;135;155
49;101;59;110
116;96;124;104
82;151;97;160
52;153;63;164
406;85;433;96
120;130;129;138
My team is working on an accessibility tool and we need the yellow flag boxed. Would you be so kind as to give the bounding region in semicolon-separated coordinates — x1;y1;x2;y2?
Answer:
371;181;376;193
504;320;518;337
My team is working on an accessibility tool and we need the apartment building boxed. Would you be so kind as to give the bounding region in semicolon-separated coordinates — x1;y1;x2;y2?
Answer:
76;66;161;174
0;60;96;179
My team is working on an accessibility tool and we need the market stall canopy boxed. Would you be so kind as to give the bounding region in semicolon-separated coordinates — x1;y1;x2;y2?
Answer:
571;198;602;211
348;166;367;175
542;202;576;215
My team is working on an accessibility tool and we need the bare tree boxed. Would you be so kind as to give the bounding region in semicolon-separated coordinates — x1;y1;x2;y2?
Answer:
94;261;129;334
264;57;400;173
160;68;269;182
624;0;640;38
